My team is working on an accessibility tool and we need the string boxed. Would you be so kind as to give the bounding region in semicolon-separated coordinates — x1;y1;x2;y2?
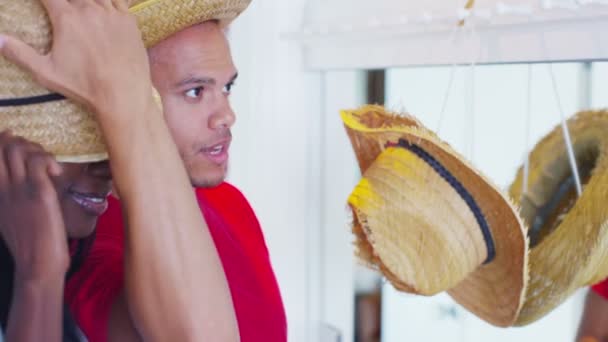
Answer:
548;63;583;196
522;65;533;198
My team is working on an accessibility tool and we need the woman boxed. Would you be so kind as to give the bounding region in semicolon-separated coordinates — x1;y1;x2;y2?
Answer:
0;131;112;341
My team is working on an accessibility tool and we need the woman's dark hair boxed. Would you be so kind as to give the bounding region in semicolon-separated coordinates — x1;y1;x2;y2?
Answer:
0;233;96;341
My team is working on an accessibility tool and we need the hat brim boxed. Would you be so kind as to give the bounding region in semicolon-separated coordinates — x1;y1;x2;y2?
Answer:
343;105;529;327
132;0;251;47
509;110;608;325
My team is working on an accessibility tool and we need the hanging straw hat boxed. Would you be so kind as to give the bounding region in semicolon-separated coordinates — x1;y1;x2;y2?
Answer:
0;0;250;162
509;110;608;326
342;105;529;327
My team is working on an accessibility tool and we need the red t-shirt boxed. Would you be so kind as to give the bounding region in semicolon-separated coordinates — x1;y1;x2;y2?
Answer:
65;182;287;342
592;278;608;300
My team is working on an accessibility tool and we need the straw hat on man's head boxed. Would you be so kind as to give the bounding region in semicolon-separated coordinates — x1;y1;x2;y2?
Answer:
509;110;608;326
342;105;529;327
0;0;250;162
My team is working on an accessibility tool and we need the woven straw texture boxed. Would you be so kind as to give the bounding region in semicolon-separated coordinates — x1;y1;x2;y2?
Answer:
343;105;529;327
0;0;250;162
509;110;608;326
132;0;250;47
0;1;105;162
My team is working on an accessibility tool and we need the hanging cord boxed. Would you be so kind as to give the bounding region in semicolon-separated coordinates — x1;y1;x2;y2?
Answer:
465;18;481;163
459;0;476;26
436;27;461;135
467;57;476;163
537;27;583;197
436;0;475;134
548;63;583;197
522;65;533;199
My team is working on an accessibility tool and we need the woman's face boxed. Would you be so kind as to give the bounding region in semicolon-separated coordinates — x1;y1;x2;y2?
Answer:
52;161;112;239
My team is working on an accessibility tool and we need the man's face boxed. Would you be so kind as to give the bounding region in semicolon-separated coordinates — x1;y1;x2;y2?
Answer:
148;21;237;188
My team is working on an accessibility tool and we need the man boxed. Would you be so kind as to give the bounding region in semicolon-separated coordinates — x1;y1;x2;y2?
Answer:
66;20;287;342
0;0;286;341
577;282;608;342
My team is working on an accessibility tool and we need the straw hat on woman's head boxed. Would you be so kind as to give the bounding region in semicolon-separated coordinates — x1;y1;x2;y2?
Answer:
509;110;608;325
343;105;529;327
0;0;250;162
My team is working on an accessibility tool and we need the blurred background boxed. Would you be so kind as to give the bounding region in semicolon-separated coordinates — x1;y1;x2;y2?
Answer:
225;0;608;341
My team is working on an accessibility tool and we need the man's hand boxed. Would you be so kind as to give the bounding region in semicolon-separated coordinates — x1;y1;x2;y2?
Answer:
0;0;153;119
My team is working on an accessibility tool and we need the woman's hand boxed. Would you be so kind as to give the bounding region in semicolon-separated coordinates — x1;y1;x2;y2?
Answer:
0;132;69;341
0;131;67;280
0;0;154;120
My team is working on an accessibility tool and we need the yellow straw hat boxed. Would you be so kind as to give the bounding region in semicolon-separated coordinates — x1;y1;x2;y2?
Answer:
343;105;529;327
0;0;250;162
509;110;608;326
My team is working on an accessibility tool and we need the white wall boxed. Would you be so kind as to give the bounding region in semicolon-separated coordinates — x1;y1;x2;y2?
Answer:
227;2;363;341
319;71;366;342
298;0;608;69
227;1;322;340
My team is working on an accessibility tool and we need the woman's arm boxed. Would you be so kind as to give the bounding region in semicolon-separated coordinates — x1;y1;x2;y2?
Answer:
0;133;68;342
6;275;65;342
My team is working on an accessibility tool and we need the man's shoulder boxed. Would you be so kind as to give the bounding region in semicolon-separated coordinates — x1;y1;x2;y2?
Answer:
196;182;266;243
592;278;608;300
195;182;252;208
197;181;243;196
